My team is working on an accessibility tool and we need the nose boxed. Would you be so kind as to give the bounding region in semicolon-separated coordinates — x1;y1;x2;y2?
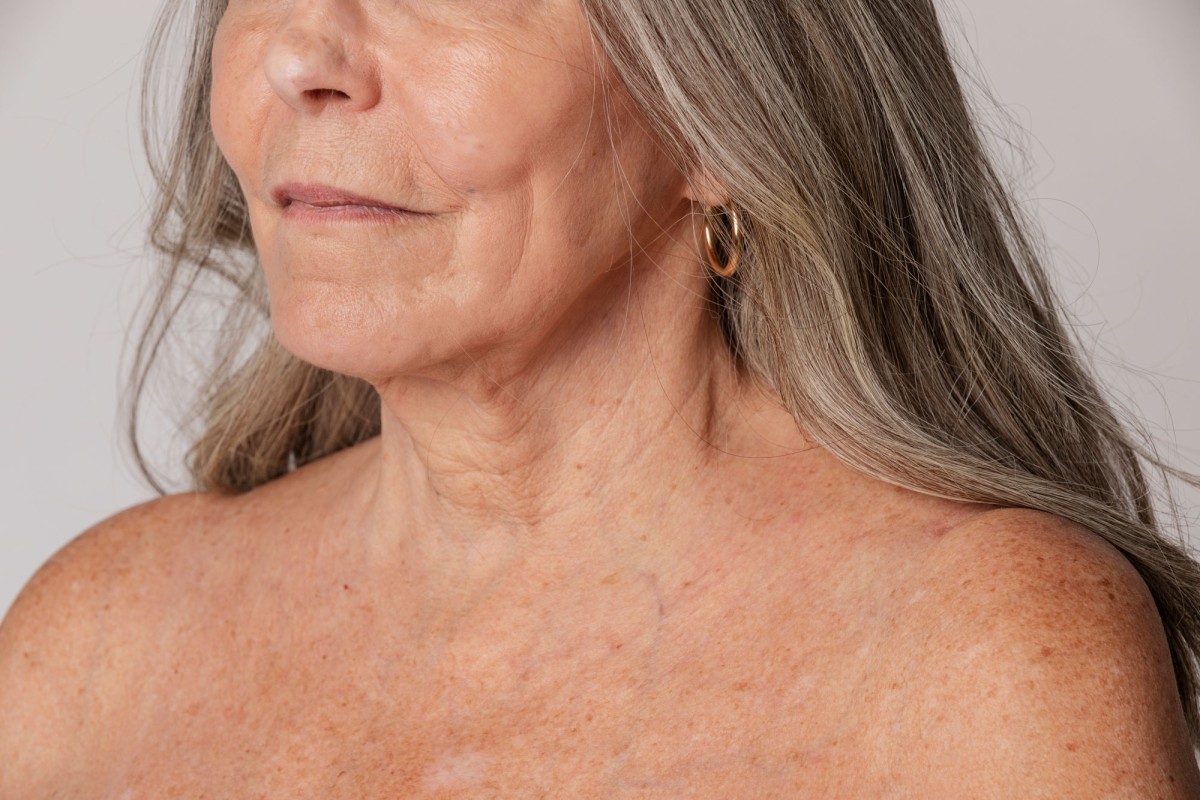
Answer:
262;1;381;114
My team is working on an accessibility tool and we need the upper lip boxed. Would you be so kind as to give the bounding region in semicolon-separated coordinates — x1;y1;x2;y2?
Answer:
270;182;417;212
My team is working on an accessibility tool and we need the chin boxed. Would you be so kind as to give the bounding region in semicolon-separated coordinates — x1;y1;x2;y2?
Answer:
267;279;521;385
267;285;438;381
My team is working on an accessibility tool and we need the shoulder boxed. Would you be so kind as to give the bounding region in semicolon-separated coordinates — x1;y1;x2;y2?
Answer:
0;492;230;792
0;492;231;641
875;507;1200;797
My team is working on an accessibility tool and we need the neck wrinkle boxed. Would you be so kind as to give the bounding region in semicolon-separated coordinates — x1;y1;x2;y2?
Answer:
356;318;750;580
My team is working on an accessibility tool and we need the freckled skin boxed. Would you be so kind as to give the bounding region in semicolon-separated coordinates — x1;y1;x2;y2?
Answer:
9;0;1197;797
205;0;816;610
211;0;681;381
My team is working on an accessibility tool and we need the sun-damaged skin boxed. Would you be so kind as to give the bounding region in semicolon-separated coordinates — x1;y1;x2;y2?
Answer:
2;0;1199;796
204;0;813;621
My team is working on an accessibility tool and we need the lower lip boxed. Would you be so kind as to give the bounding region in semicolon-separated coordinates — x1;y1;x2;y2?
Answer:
281;202;425;224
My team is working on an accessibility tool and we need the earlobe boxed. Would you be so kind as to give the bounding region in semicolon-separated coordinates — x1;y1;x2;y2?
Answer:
683;166;729;208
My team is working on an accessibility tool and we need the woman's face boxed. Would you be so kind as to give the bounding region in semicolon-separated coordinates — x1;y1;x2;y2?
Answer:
210;0;695;382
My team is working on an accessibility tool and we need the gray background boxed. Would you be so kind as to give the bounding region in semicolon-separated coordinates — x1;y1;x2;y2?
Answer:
2;0;1199;616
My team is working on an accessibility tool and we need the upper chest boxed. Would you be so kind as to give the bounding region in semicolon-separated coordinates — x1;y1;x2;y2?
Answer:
92;481;959;799
102;550;920;799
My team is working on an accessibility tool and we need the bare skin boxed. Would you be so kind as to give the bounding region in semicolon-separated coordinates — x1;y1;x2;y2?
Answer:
5;436;1001;797
3;0;1198;796
4;447;1198;796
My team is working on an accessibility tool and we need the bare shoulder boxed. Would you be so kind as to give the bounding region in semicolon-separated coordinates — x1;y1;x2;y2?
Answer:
876;507;1200;798
0;492;231;794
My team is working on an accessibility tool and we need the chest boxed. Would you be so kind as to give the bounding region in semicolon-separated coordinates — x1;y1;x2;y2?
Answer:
102;589;905;798
97;511;929;798
109;667;892;799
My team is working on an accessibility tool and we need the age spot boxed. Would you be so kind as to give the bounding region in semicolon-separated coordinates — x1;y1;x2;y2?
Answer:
421;750;490;790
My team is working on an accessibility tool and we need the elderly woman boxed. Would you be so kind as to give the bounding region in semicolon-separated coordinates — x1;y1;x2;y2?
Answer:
3;0;1200;795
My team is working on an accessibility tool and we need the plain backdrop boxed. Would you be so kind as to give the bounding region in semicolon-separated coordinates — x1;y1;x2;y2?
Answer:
2;0;1199;616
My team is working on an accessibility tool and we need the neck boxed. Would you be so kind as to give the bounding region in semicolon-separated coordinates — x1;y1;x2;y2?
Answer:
344;258;810;593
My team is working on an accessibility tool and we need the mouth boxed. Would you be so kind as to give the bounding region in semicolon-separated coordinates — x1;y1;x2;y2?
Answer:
271;182;426;221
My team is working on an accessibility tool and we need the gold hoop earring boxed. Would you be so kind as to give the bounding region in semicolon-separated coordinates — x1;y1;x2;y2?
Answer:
704;204;744;278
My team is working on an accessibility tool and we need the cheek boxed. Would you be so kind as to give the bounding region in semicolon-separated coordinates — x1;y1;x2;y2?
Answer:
209;19;239;161
399;33;596;194
209;16;271;192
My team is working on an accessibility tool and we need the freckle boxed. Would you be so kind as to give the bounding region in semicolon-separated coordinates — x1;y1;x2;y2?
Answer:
1107;592;1115;601
1066;742;1078;752
575;463;584;470
1040;646;1054;657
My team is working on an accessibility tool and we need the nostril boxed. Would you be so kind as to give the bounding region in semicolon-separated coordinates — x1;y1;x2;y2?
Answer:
307;88;351;102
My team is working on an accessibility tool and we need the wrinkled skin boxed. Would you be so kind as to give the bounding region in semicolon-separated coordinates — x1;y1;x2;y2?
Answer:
211;0;708;383
208;0;791;588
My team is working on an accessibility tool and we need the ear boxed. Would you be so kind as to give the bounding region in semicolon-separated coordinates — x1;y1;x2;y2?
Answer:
682;165;729;208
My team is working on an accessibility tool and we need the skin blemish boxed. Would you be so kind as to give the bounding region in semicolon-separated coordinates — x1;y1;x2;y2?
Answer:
421;750;489;790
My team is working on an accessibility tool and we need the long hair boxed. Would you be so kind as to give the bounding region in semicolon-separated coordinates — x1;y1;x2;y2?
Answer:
129;0;1200;743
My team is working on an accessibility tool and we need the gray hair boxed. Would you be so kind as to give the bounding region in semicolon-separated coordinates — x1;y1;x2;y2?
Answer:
129;0;1200;743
